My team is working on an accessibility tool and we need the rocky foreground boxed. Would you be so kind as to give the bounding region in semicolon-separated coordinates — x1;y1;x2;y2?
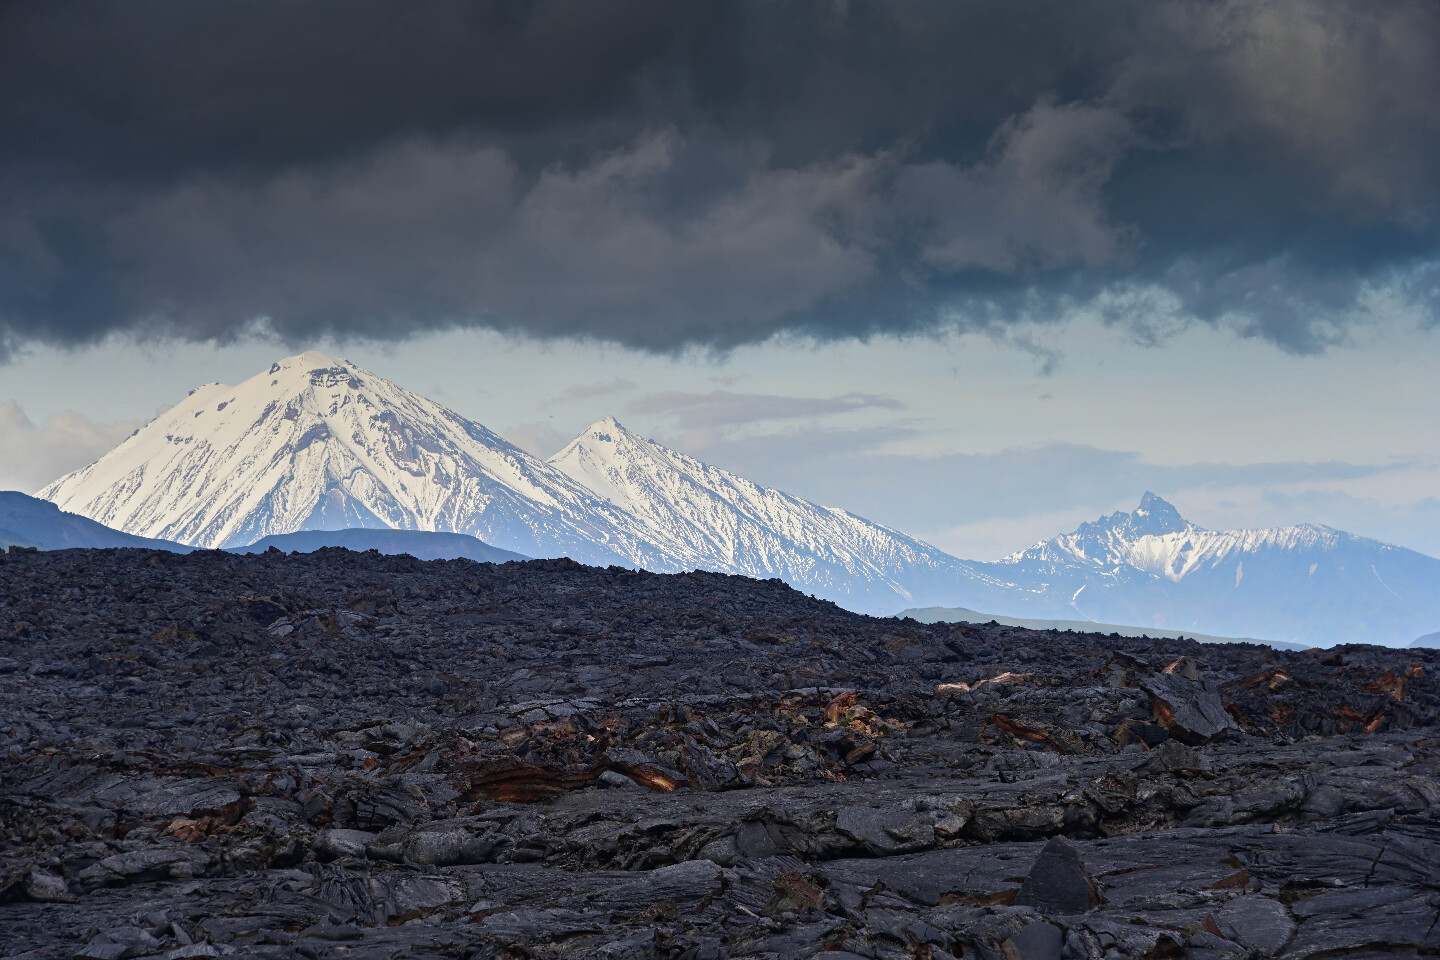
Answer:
2;548;1438;960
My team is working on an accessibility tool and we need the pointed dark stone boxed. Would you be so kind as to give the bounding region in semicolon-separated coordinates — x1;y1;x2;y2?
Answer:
1014;836;1099;914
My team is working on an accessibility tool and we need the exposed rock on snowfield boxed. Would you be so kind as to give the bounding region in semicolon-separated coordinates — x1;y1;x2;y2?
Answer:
3;546;1439;958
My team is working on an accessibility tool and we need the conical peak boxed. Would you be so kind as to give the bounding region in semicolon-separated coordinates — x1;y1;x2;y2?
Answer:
269;350;347;372
261;352;370;391
581;416;631;442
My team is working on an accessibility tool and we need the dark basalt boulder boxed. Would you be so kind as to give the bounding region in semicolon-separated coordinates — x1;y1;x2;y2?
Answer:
1013;836;1099;914
1141;672;1239;743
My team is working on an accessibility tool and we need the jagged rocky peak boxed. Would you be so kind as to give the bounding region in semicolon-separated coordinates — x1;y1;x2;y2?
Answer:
1128;491;1188;536
1073;492;1190;542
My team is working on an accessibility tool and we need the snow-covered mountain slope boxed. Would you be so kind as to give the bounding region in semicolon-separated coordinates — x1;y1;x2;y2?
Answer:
36;353;997;611
39;353;664;564
954;493;1440;647
548;417;1007;613
37;352;1440;644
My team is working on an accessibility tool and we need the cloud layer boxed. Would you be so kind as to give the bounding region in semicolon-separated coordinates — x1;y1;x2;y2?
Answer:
0;402;143;494
672;425;1440;559
2;0;1439;356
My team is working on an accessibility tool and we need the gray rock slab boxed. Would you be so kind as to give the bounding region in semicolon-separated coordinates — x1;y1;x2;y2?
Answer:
1215;895;1295;955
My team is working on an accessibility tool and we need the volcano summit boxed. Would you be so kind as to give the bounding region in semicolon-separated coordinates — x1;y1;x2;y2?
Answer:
39;353;997;614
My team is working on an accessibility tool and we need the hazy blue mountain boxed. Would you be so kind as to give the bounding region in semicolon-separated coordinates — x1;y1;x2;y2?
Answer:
898;604;1306;651
230;528;526;564
947;493;1440;648
0;491;191;552
1412;632;1440;649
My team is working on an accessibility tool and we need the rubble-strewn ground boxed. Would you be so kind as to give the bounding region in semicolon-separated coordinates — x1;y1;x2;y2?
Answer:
2;547;1439;960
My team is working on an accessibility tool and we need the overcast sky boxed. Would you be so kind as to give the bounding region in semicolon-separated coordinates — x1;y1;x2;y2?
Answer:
1;1;1438;559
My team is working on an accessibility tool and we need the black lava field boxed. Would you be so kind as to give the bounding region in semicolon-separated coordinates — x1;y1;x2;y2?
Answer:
2;547;1439;959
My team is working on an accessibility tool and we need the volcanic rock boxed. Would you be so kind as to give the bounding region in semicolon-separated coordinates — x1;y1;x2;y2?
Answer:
1013;836;1099;913
1;546;1437;959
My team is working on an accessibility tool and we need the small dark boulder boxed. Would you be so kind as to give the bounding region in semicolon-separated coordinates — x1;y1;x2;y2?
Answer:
1142;673;1238;744
1014;836;1099;914
1002;920;1065;960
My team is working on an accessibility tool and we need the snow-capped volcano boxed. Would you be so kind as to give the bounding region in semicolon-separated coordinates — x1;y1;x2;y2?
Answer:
37;354;1440;643
548;417;1004;612
39;352;660;564
37;353;997;612
959;493;1440;647
37;353;1007;613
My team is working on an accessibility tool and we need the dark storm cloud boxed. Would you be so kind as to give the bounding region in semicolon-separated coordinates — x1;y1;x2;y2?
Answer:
2;0;1439;357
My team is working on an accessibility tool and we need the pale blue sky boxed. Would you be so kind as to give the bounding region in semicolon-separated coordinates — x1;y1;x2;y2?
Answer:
3;313;1437;561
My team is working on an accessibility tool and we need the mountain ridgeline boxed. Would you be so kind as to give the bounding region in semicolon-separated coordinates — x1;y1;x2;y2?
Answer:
230;529;527;565
38;352;1006;615
960;493;1440;648
39;353;658;568
35;353;1440;646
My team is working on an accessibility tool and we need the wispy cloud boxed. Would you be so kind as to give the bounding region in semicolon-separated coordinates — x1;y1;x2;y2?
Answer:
557;379;637;402
630;390;903;429
670;427;1430;558
503;419;571;460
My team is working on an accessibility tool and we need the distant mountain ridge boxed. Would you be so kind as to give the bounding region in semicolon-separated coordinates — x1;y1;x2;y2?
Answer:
951;493;1440;648
0;490;530;563
0;491;192;552
898;604;1306;651
230;528;526;564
